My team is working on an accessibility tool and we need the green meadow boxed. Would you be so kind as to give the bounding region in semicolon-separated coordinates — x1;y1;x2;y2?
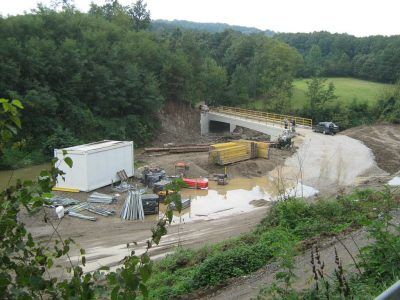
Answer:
291;77;392;109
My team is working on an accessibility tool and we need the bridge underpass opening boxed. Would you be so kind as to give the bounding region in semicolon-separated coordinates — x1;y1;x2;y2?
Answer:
209;120;232;133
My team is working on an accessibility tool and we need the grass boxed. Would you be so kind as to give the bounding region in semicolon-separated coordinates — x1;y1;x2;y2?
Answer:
249;77;392;111
292;77;392;109
143;188;398;299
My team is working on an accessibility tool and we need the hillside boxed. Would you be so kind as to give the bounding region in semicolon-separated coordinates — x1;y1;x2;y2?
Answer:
291;77;391;109
151;19;275;36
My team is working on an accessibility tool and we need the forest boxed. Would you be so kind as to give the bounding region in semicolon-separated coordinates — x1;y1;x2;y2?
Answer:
0;1;399;169
277;31;400;83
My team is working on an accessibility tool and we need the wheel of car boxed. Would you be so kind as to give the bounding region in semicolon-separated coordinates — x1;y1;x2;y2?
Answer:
323;130;326;135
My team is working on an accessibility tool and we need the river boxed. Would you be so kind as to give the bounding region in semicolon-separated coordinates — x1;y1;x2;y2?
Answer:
0;163;50;190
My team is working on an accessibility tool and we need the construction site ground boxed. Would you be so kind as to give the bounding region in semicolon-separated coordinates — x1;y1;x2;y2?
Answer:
342;123;400;174
20;120;400;293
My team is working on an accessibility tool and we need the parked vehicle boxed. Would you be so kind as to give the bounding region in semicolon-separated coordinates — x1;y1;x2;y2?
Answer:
313;122;339;135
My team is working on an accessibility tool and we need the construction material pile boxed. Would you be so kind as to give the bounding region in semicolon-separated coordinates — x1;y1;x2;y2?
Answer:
142;166;166;187
144;144;210;154
87;192;116;204
49;196;80;206
209;140;270;165
66;202;115;221
120;190;145;220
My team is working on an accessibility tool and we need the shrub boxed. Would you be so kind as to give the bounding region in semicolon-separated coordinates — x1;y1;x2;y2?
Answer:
193;244;272;288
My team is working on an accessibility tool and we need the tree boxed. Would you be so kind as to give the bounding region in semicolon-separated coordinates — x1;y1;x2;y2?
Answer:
128;0;151;31
305;45;323;76
306;77;338;120
200;58;228;106
376;82;400;123
89;0;126;21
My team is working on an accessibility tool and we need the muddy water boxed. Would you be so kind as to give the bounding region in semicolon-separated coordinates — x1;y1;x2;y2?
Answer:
0;163;277;223
0;163;50;190
0;162;278;221
155;176;278;224
75;178;278;273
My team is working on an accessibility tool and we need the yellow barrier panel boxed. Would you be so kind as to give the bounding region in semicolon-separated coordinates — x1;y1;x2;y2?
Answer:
209;141;270;165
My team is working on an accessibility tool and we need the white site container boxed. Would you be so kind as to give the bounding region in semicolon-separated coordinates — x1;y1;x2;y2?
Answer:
54;140;134;192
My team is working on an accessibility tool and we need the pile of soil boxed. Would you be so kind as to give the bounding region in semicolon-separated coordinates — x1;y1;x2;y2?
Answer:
341;124;400;174
138;148;291;179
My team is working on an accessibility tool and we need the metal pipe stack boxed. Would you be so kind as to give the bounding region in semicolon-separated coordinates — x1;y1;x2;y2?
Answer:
68;211;97;221
120;190;144;220
87;192;115;204
66;202;115;220
49;196;80;206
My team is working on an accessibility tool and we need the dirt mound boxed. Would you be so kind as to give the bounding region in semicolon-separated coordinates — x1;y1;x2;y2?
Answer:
341;124;400;174
138;148;291;179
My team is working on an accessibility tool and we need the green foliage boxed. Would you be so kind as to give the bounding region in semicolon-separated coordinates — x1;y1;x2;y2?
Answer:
0;4;304;168
0;98;23;153
291;77;391;109
128;0;151;31
359;221;400;284
375;81;400;123
143;189;397;299
277;31;400;83
151;19;275;36
258;189;397;240
0;147;46;170
193;242;272;288
257;189;400;300
287;77;399;128
305;77;338;120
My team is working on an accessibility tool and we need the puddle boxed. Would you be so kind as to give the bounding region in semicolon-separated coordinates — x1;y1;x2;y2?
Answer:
152;176;277;224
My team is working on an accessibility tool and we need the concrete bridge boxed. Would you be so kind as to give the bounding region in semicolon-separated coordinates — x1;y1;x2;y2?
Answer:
200;106;312;141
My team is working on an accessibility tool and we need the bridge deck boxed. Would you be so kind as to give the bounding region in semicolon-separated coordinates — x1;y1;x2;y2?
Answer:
210;106;312;128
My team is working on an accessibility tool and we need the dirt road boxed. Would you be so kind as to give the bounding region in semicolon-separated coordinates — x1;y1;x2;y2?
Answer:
24;205;269;274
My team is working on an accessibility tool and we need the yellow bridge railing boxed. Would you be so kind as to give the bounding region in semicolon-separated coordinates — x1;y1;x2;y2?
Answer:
210;106;313;128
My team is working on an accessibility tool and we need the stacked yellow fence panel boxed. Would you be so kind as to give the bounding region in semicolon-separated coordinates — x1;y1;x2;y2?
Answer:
209;140;270;165
255;141;269;159
209;142;238;150
211;145;250;165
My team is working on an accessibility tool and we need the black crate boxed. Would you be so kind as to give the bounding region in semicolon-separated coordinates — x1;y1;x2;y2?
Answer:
141;194;159;215
153;179;172;193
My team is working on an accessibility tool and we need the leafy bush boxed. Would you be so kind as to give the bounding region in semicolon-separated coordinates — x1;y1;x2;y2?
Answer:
0;147;46;169
193;243;272;288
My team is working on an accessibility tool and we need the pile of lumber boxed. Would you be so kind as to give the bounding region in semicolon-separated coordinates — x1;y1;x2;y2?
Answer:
235;140;270;159
145;144;210;154
209;140;270;165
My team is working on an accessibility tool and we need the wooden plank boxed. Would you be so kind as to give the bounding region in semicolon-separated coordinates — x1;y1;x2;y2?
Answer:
52;187;80;193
